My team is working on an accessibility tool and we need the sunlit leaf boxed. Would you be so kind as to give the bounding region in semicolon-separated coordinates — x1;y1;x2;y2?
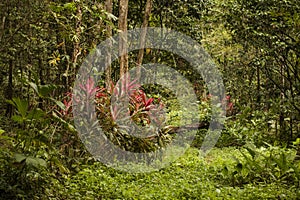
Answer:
26;156;47;167
14;153;27;163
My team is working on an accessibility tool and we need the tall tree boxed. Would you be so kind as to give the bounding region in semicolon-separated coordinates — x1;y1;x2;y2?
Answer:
118;0;129;77
105;0;113;90
136;0;152;79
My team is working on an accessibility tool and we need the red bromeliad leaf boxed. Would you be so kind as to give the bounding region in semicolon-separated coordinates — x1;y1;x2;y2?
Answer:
127;80;140;96
111;104;119;121
145;98;154;108
227;102;233;111
62;99;72;116
79;77;99;98
113;86;120;97
111;103;131;121
66;92;72;98
140;92;147;105
135;102;141;110
117;74;141;97
95;88;106;98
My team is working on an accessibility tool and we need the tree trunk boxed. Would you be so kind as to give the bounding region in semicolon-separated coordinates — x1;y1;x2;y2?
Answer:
118;0;129;77
146;122;210;140
136;0;152;79
38;58;44;109
105;0;113;90
279;64;285;141
256;64;260;108
5;60;13;117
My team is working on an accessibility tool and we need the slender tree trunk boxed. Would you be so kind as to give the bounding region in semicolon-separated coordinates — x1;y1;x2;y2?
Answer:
256;65;260;108
38;58;44;108
285;61;294;143
279;64;285;141
105;0;113;90
136;0;152;79
71;2;82;87
0;16;5;41
118;0;129;77
6;60;13;117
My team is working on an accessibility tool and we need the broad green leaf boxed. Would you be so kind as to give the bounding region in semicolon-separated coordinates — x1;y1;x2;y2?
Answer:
12;98;28;118
50;98;66;110
29;82;57;97
39;84;56;97
11;115;24;123
5;99;14;106
14;153;27;163
26;156;47;167
27;108;46;120
64;2;76;12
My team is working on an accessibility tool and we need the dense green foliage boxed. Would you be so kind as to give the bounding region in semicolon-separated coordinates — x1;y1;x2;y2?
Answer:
0;0;299;199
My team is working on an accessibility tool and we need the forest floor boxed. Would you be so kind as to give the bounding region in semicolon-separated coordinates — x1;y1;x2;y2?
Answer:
56;147;299;199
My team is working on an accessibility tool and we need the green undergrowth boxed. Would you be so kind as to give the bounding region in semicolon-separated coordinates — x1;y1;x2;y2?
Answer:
50;147;300;199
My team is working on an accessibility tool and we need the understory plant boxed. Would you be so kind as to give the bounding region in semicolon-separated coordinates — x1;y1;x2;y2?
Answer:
220;143;300;187
61;75;169;154
0;97;63;199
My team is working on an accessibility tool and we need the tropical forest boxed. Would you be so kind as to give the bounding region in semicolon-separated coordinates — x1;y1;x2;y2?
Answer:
0;0;300;199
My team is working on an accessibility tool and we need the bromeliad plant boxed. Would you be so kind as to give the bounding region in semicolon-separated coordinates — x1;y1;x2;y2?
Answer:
61;75;168;153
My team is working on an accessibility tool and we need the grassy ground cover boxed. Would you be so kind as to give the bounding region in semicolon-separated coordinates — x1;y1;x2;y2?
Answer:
51;147;299;199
